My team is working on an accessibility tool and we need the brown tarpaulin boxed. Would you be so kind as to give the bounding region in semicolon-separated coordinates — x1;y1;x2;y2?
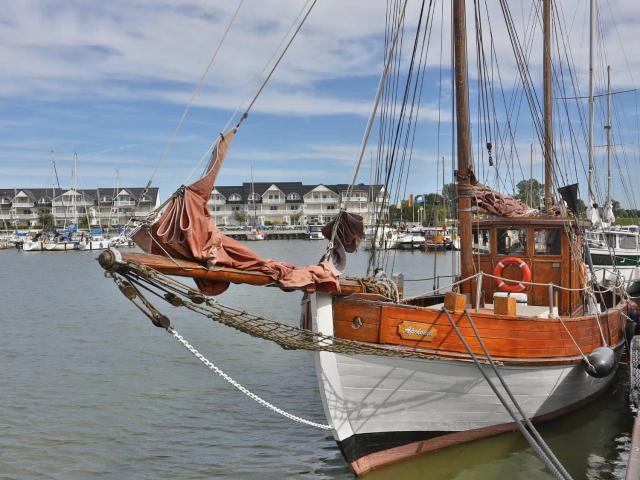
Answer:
133;129;341;296
471;183;538;217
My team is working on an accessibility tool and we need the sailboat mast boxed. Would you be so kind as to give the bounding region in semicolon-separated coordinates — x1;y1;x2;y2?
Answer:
605;65;613;222
452;0;474;294
543;0;553;212
587;0;596;219
73;152;77;227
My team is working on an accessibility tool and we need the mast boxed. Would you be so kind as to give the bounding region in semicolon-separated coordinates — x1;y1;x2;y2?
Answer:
452;0;474;294
543;0;553;212
603;65;615;224
73;152;78;228
587;0;599;225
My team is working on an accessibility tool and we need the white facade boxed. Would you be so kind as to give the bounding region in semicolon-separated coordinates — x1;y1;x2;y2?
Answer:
209;183;386;226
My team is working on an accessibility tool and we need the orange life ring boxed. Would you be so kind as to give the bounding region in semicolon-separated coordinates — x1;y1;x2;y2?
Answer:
493;256;531;293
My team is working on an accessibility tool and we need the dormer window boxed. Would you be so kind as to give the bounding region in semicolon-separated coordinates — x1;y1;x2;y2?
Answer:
101;195;113;203
287;193;300;201
140;195;150;202
248;193;260;202
229;193;242;202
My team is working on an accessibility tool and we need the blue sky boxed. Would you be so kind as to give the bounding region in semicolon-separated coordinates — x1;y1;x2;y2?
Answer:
2;0;640;207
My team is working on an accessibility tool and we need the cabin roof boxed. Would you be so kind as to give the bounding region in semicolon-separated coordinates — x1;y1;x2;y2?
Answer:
473;216;589;228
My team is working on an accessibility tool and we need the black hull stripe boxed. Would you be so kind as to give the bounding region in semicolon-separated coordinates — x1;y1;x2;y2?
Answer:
337;430;452;464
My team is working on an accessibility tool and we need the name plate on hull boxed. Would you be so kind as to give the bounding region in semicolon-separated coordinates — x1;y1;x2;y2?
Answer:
397;321;438;341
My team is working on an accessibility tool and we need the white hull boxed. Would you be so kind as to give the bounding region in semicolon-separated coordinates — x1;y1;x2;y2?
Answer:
79;240;110;251
311;293;616;474
22;240;45;251
44;242;78;251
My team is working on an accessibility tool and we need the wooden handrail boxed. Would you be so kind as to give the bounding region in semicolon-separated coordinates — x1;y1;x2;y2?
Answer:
98;250;364;295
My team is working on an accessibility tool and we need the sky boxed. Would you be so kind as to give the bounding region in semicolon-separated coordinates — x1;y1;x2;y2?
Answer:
2;0;640;207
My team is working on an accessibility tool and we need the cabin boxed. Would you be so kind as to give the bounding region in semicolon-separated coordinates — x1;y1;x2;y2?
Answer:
471;217;588;316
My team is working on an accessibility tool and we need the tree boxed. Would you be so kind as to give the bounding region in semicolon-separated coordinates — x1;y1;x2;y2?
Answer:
38;212;54;229
290;212;303;225
612;199;626;218
514;178;543;208
442;183;457;214
233;211;247;224
77;216;89;229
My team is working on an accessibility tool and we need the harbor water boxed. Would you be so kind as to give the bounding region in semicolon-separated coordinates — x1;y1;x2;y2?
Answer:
0;241;633;479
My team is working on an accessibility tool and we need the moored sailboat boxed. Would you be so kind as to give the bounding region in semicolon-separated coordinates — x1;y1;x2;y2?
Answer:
98;1;633;477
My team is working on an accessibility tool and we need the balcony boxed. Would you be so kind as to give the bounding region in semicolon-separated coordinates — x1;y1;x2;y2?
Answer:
12;213;38;220
12;201;34;208
343;206;369;213
263;198;285;204
114;200;135;206
341;196;367;202
303;208;339;215
306;197;339;204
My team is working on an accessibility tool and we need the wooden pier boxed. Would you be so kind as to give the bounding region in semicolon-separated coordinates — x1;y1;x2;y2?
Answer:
218;228;308;240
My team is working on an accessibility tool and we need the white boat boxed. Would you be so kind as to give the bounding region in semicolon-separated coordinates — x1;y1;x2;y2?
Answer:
245;228;265;241
22;239;45;252
587;228;640;295
396;233;424;250
79;237;110;251
363;226;400;251
307;224;324;240
43;241;78;251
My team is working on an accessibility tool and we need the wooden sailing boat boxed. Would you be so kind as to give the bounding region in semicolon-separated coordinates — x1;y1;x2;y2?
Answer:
98;0;633;476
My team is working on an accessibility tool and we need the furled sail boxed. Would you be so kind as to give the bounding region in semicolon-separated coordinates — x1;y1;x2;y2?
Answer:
133;129;340;296
471;183;538;217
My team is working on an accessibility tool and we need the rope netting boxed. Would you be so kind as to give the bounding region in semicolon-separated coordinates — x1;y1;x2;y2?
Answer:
109;261;443;361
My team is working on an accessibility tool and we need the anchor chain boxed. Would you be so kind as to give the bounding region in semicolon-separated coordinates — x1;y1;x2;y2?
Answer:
168;326;332;430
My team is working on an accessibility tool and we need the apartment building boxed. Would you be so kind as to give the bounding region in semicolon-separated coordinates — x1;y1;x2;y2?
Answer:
0;187;160;228
209;182;386;226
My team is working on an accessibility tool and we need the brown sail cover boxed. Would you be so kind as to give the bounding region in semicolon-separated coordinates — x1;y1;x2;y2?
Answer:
133;129;340;296
472;183;538;217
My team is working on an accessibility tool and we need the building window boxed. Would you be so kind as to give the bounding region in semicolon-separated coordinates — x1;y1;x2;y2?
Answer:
534;229;561;255
327;205;336;210
231;206;240;211
270;206;277;211
289;205;298;210
248;193;260;202
497;228;527;255
287;193;300;201
229;193;241;202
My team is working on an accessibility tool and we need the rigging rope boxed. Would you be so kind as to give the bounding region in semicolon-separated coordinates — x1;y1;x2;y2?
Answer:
141;0;246;198
108;261;447;361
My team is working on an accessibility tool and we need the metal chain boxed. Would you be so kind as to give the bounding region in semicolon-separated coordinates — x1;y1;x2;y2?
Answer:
167;326;332;430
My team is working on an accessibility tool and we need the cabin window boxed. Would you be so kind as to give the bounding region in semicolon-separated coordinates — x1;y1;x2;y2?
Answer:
497;228;527;255
619;235;638;250
534;229;561;255
472;229;491;255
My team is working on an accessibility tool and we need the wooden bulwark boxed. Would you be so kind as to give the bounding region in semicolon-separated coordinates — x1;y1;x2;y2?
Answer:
333;295;626;365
